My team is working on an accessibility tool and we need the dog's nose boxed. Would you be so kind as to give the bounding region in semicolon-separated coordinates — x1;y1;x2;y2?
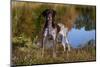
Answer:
47;14;52;20
48;17;52;20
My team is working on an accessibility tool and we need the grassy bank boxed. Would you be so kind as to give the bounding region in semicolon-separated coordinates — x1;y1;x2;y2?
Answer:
12;43;96;66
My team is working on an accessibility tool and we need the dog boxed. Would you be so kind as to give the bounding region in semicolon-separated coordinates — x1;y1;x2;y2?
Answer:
41;9;71;57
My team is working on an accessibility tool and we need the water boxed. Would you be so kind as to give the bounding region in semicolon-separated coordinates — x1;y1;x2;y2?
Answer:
68;27;95;48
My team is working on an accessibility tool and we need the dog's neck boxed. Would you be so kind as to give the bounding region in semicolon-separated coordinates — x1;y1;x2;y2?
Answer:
45;18;55;28
47;20;52;28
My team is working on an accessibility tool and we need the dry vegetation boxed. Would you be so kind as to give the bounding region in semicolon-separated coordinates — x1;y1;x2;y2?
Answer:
12;43;96;66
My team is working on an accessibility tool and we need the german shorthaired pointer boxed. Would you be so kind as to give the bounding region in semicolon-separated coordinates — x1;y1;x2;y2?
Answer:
41;9;71;57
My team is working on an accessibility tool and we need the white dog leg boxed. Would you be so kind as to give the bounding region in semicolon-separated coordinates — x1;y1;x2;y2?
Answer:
66;38;71;51
42;29;48;57
62;36;66;52
63;43;66;52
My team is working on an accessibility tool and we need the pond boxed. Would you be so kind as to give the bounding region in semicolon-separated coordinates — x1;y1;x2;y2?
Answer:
67;14;96;48
68;27;95;48
38;15;96;49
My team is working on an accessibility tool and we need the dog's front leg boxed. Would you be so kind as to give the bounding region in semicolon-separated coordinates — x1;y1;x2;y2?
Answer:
53;39;56;58
52;29;57;58
42;37;46;57
42;29;48;57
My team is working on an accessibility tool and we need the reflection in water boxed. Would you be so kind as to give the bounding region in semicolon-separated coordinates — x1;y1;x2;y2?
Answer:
74;15;96;30
68;27;95;48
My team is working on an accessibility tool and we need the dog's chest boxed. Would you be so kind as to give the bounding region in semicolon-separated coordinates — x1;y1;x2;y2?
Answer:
44;24;56;37
47;21;53;33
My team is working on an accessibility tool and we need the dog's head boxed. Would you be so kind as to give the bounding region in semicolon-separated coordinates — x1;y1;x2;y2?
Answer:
42;9;56;21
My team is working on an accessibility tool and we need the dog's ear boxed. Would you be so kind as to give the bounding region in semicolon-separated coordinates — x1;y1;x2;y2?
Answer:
52;10;56;17
42;9;49;17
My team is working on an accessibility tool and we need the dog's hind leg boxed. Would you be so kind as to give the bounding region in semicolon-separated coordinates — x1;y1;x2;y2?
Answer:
42;37;46;57
66;37;71;52
62;36;66;52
